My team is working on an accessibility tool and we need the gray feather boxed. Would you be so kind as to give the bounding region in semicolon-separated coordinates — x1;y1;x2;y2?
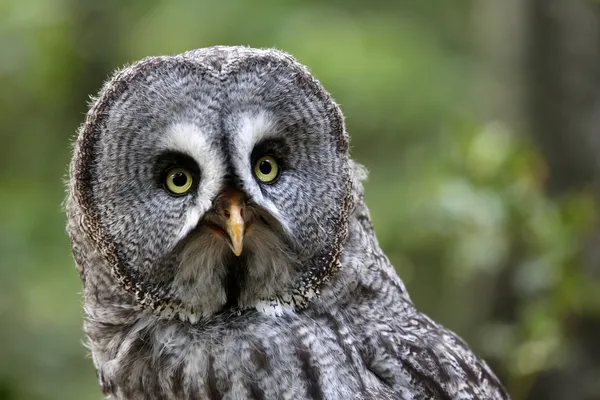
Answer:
65;45;510;400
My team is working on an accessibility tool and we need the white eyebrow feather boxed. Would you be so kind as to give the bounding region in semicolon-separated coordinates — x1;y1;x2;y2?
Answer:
231;111;293;237
159;122;224;241
159;122;221;169
237;111;278;151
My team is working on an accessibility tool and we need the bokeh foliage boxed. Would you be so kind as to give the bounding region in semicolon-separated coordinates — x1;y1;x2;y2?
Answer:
1;1;599;399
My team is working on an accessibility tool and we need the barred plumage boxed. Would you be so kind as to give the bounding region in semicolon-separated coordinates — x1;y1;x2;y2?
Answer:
66;46;510;399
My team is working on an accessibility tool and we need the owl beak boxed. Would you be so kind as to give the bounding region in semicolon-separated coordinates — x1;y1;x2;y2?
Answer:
219;190;246;257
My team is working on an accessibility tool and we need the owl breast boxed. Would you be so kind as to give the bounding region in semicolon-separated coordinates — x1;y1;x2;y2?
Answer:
92;309;404;400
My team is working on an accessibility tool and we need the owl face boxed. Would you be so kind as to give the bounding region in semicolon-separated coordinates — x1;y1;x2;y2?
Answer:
70;47;352;321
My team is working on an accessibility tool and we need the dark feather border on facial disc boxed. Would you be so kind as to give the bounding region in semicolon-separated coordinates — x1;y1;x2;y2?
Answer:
71;48;354;321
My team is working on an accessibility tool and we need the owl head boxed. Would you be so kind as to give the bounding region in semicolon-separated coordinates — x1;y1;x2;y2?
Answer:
66;46;355;322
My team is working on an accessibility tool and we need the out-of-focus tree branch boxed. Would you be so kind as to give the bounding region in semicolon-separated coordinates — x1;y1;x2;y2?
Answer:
476;1;600;399
527;0;600;196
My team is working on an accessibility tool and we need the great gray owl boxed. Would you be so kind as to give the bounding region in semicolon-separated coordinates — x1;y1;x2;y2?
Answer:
65;46;510;400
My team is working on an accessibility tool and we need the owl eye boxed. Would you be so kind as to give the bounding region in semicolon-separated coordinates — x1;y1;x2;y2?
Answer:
254;156;280;183
165;167;193;195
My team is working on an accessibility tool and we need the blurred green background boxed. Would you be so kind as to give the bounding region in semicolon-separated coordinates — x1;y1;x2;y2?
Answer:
2;0;600;399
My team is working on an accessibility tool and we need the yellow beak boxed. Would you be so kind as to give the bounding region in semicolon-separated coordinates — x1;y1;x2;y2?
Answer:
219;190;246;257
224;201;245;257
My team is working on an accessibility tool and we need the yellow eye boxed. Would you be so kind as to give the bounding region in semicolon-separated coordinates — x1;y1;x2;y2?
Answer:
165;168;193;195
254;156;279;183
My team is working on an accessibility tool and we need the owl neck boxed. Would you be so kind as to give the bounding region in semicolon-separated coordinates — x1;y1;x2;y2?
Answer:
309;194;411;312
